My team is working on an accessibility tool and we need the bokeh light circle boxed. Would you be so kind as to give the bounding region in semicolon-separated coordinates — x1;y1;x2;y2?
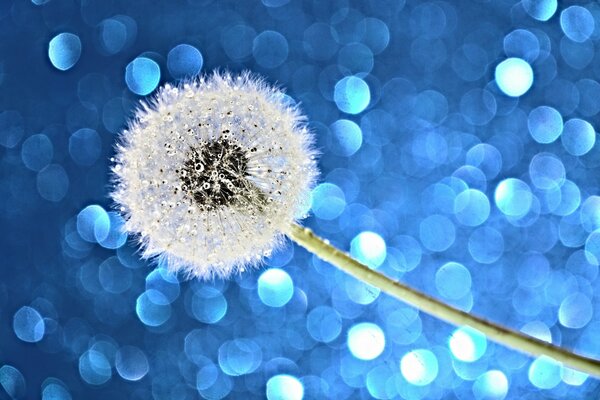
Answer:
125;57;160;95
257;268;294;307
347;322;385;360
266;375;304;400
400;349;439;386
495;58;534;97
13;306;45;343
334;76;370;114
48;33;81;71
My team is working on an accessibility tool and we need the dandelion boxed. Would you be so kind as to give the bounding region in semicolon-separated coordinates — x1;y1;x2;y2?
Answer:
112;72;317;279
112;71;600;376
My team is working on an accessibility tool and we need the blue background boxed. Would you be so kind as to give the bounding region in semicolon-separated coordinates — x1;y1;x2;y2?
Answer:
1;0;600;398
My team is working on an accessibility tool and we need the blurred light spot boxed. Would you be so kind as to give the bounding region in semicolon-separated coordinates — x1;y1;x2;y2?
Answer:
266;375;304;400
337;43;374;75
452;44;488;82
253;31;288;68
0;366;26;399
517;253;550;288
359;18;390;54
329;119;362;156
453;189;490;227
146;268;180;303
69;128;101;166
48;33;81;71
576;78;600;117
311;183;346;220
347;322;385;360
221;25;256;61
258;268;294;307
99;256;132;294
136;290;171;327
306;306;342;343
468;227;504;264
392;236;422;272
125;57;160;95
192;287;227;323
345;278;380;305
197;368;232;399
522;0;557;21
42;381;72;400
558;293;593;329
585;230;600;266
167;44;203;79
495;178;533;217
560;6;595;43
97;18;127;55
472;370;508;400
77;205;110;243
98;212;128;249
521;321;552;343
21;134;53;171
529;153;565;190
419;214;456;252
562;367;588;386
527;106;563;144
504;29;539;62
460;88;497;126
580;196;600;232
385;306;422;345
303;23;338;61
37;164;69;202
559;36;594;70
218;339;262;376
115;346;149;381
561;118;596;156
350;231;386;268
528;356;562;389
465;144;502;180
400;349;438;386
13;306;44;343
0;110;24;148
449;326;487;362
79;350;111;385
334;76;370;114
495;58;534;97
435;262;472;300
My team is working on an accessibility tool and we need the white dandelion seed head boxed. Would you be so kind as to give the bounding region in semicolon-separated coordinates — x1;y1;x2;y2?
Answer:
111;71;318;279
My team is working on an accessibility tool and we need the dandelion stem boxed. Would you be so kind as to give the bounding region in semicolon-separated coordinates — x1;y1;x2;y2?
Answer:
286;222;600;377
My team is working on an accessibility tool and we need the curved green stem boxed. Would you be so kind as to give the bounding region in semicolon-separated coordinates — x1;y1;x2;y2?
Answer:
286;223;600;377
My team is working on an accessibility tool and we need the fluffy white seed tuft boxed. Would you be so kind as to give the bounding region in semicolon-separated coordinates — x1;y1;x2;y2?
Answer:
111;71;318;279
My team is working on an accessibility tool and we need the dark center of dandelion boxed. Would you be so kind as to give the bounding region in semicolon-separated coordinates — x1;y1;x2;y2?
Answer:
179;136;257;209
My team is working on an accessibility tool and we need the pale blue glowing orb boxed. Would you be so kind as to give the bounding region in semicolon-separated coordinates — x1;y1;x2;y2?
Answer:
48;33;81;71
347;322;385;360
334;76;370;114
495;58;534;97
257;268;294;307
494;178;533;217
350;231;387;268
400;349;439;386
449;326;487;362
13;306;45;343
125;57;160;95
522;0;557;21
472;370;509;400
266;375;304;400
560;6;595;43
528;356;562;389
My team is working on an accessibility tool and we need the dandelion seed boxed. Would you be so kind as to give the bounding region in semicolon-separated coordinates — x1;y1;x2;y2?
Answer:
112;71;318;279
